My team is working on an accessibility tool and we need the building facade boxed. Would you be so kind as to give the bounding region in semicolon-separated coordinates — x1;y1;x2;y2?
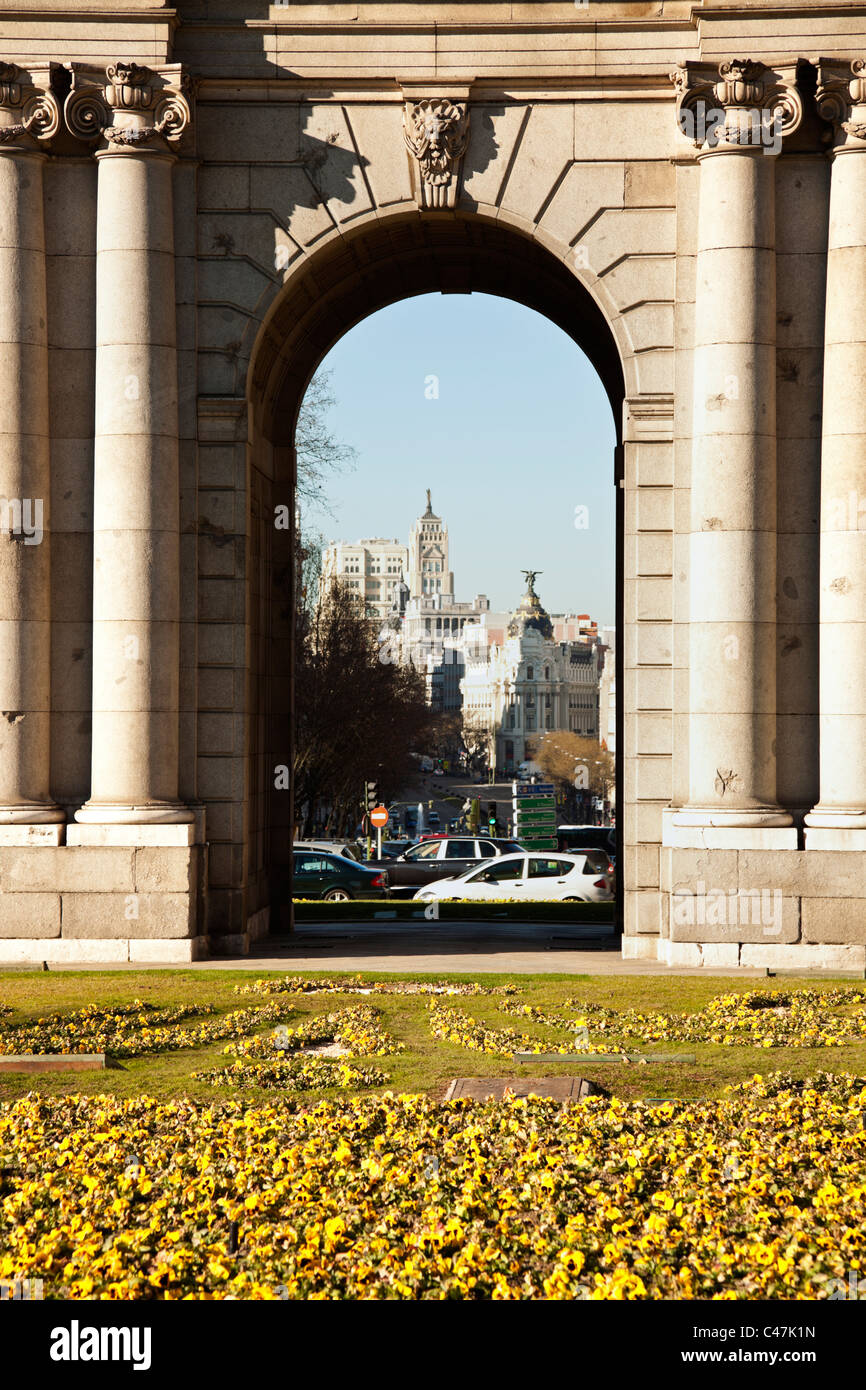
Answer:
321;538;409;622
461;578;604;773
1;3;865;969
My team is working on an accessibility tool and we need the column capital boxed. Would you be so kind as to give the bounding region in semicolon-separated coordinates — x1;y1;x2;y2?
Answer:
670;58;803;154
0;62;60;151
815;58;866;151
64;61;193;154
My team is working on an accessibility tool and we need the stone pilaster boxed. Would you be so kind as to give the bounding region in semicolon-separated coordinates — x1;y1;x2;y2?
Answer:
806;60;866;833
65;64;195;827
670;61;800;831
0;63;64;831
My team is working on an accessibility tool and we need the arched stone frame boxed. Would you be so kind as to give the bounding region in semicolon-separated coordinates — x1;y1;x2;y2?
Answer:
217;197;677;944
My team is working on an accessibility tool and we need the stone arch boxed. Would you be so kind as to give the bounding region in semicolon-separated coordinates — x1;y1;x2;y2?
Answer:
248;207;631;449
243;207;628;927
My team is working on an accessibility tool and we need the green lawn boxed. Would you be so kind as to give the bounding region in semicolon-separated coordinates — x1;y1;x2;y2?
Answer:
1;969;865;1105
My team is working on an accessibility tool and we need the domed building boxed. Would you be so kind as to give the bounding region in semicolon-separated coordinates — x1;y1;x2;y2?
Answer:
460;573;604;775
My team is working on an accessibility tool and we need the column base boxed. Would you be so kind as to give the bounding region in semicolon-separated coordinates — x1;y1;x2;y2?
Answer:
671;806;793;829
804;807;866;830
0;803;65;825
74;801;195;827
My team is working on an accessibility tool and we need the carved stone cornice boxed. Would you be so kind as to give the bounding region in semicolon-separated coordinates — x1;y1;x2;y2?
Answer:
670;59;803;153
815;59;866;150
402;97;469;209
64;62;192;153
0;62;60;150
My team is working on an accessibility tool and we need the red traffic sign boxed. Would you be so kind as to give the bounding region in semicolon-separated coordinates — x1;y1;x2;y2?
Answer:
370;805;389;829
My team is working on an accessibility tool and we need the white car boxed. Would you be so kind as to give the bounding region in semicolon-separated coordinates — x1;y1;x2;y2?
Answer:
412;851;614;904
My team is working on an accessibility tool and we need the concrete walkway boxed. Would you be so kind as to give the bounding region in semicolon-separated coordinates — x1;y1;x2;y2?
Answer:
26;922;773;976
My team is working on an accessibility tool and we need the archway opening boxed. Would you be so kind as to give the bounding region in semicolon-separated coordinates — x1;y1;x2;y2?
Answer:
247;211;626;934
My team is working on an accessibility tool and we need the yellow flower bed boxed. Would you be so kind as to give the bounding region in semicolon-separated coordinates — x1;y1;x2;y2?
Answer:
559;988;866;1049
191;1055;390;1092
1;1073;864;1299
426;1001;601;1059
0;999;298;1058
236;976;515;999
223;1005;403;1060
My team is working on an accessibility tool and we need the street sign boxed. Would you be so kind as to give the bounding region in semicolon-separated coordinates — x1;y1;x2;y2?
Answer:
513;795;556;811
519;838;558;851
370;805;389;829
513;781;555;797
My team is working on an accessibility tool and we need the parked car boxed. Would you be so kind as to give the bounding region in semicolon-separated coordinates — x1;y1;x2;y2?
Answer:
427;811;441;827
293;839;361;862
377;839;416;859
367;835;523;897
412;851;613;904
555;825;616;857
292;850;388;901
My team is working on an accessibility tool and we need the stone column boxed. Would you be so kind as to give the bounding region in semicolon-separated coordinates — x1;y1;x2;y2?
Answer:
0;64;63;830
806;61;866;834
66;64;194;826
670;61;800;830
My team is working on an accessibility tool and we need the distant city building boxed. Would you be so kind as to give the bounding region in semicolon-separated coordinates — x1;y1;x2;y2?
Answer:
598;624;616;758
323;500;608;733
407;489;455;600
320;537;409;622
461;574;603;774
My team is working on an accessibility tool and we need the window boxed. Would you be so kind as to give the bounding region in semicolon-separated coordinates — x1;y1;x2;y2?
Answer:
528;858;572;878
405;841;442;861
293;853;315;873
583;851;610;875
527;666;534;680
544;666;550;680
475;856;525;882
445;839;477;859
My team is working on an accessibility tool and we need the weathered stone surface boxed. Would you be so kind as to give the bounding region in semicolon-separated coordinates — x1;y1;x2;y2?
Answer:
802;899;866;945
0;894;60;937
60;894;196;939
740;943;866;973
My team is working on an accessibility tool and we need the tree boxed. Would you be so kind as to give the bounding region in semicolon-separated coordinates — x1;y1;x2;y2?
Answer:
295;370;357;512
535;730;615;819
293;577;434;835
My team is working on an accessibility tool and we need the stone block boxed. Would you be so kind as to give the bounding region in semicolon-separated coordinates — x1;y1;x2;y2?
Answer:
669;891;800;944
134;848;200;895
740;942;866;973
0;894;60;937
620;935;659;961
802;899;866;945
129;938;208;963
66;825;198;847
698;943;742;968
0;939;129;963
663;824;799;850
0;847;135;894
0;825;63;846
60;893;195;939
805;828;866;853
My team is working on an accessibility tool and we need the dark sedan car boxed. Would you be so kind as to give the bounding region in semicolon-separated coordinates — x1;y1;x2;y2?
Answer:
366;835;523;897
292;850;388;901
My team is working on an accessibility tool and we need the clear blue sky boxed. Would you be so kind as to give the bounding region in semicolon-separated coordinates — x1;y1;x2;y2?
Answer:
303;292;617;628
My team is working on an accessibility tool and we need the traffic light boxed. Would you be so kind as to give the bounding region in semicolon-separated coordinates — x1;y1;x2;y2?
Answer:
488;801;497;831
364;781;378;812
